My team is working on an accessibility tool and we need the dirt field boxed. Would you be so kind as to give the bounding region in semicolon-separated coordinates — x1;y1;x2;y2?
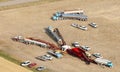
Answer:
0;0;39;6
0;57;32;72
0;0;120;72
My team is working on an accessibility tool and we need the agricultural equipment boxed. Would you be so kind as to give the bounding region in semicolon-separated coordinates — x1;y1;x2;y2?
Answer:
12;36;60;50
94;58;113;67
12;36;48;48
21;60;31;66
27;37;60;50
47;50;63;58
89;22;98;28
28;63;37;68
61;45;71;51
47;26;71;51
36;55;53;61
47;26;66;46
71;23;87;31
67;48;93;64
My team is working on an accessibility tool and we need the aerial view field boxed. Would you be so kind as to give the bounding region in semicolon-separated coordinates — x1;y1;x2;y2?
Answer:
0;0;120;72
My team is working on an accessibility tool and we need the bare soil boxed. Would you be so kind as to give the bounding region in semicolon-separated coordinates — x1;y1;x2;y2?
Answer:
0;0;120;72
0;57;32;72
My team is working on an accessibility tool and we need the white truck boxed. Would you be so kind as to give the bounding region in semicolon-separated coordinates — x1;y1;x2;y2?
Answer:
94;58;113;67
52;9;88;21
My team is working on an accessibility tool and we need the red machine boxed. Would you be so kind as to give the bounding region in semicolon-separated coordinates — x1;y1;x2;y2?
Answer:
67;48;92;64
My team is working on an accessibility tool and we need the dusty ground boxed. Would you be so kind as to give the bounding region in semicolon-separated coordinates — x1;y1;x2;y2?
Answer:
0;0;39;6
0;0;120;72
0;57;32;72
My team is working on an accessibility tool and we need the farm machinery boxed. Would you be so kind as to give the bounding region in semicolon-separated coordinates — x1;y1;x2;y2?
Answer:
46;26;71;51
47;26;66;46
52;9;88;21
12;36;60;50
67;47;93;64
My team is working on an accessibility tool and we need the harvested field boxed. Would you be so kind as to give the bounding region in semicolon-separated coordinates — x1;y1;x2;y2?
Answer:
0;0;120;72
0;57;32;72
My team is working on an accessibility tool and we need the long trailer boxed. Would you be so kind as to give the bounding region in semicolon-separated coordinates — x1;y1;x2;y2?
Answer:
47;26;66;46
53;13;87;21
61;9;84;14
27;37;60;50
47;26;62;43
12;36;60;50
54;28;66;46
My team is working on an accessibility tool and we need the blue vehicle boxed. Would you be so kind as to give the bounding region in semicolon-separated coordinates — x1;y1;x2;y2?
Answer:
52;11;88;21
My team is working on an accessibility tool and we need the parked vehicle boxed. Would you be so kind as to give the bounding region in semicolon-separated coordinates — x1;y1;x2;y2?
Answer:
36;55;53;61
48;50;63;58
28;63;37;68
72;42;80;47
71;23;78;28
94;58;113;67
71;23;87;31
89;22;98;28
36;66;46;71
78;25;88;31
52;10;88;21
20;60;31;66
80;45;91;51
92;53;103;58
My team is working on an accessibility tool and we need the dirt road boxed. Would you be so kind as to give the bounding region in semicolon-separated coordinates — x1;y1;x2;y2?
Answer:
0;0;120;72
0;0;39;7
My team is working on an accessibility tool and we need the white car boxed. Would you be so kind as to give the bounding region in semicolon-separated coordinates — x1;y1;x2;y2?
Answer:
72;42;80;47
36;55;53;61
36;66;46;71
92;53;103;58
21;60;31;66
71;23;78;28
78;25;87;31
80;45;91;51
89;23;98;28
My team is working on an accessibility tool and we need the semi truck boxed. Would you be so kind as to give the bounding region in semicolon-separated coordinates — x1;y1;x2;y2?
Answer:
94;58;113;67
52;9;88;21
53;13;88;21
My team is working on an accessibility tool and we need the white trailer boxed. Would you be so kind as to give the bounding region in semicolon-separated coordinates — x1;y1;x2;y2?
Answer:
12;36;49;48
47;26;62;43
94;58;113;67
53;9;88;21
63;9;84;14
